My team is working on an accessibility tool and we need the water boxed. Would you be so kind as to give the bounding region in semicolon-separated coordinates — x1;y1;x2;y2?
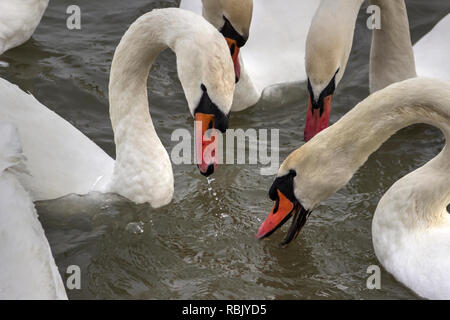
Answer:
1;0;449;299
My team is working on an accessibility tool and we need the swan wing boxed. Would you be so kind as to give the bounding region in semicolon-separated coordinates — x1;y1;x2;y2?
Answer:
0;123;67;300
0;0;48;54
0;78;114;201
414;14;450;82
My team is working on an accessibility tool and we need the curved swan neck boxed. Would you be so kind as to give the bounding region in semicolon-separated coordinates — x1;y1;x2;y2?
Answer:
287;78;450;211
108;10;187;205
109;12;174;129
318;78;450;169
369;0;417;93
107;8;234;205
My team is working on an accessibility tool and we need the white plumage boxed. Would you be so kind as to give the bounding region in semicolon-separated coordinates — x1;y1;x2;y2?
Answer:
279;78;450;299
0;123;67;300
180;0;321;110
414;14;450;82
0;8;235;207
0;0;49;55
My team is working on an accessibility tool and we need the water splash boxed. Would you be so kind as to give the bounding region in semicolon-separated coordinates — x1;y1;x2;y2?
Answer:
125;221;145;235
206;176;226;215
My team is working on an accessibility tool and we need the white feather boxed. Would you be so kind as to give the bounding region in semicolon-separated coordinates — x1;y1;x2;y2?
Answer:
0;0;48;54
0;123;67;300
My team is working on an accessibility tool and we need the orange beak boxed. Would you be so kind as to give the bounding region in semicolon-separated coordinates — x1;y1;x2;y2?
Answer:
225;38;241;83
256;190;296;239
256;190;311;247
304;95;333;142
195;113;218;176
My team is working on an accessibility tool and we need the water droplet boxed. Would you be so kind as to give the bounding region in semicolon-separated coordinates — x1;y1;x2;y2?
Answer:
0;61;9;68
125;222;144;235
336;284;348;291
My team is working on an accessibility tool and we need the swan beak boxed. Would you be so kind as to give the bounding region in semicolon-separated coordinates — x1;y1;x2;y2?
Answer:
195;112;218;176
225;38;241;83
256;190;310;247
304;95;333;142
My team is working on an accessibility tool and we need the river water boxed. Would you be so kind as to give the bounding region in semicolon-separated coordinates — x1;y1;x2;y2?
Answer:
1;0;449;299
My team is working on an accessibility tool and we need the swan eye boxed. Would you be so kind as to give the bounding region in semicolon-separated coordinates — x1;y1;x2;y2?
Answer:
201;84;207;92
447;204;450;214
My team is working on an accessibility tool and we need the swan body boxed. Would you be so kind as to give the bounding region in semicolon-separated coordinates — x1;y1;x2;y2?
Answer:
0;77;114;202
413;14;450;83
0;0;49;55
0;123;67;300
0;8;235;207
258;78;450;299
373;165;450;300
180;0;321;110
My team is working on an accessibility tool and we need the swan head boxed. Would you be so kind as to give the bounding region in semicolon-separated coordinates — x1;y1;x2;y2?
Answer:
202;0;253;82
256;136;353;246
175;29;235;176
303;0;359;142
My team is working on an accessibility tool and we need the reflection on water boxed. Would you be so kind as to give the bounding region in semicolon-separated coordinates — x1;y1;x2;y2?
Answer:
3;0;449;299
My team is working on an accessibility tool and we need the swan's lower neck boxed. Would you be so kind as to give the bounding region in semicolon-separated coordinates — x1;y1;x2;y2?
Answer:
369;0;417;93
107;13;174;206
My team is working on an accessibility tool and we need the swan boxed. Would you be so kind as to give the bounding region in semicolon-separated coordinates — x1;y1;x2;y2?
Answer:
0;8;235;207
0;0;49;55
413;14;450;83
0;123;67;300
304;0;449;141
180;0;321;111
256;77;450;299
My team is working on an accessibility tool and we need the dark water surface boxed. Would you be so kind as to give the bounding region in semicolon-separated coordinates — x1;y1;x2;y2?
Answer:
1;0;449;299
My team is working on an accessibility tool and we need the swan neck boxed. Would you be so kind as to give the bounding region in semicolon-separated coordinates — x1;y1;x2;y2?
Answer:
305;0;363;91
109;18;167;130
369;0;417;93
107;11;176;205
294;79;450;223
311;79;450;195
330;79;448;152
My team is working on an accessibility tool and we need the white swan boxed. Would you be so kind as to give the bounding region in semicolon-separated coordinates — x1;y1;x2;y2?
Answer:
256;77;450;299
304;0;449;141
0;0;48;55
414;14;450;83
0;123;67;300
180;0;321;111
0;8;235;207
